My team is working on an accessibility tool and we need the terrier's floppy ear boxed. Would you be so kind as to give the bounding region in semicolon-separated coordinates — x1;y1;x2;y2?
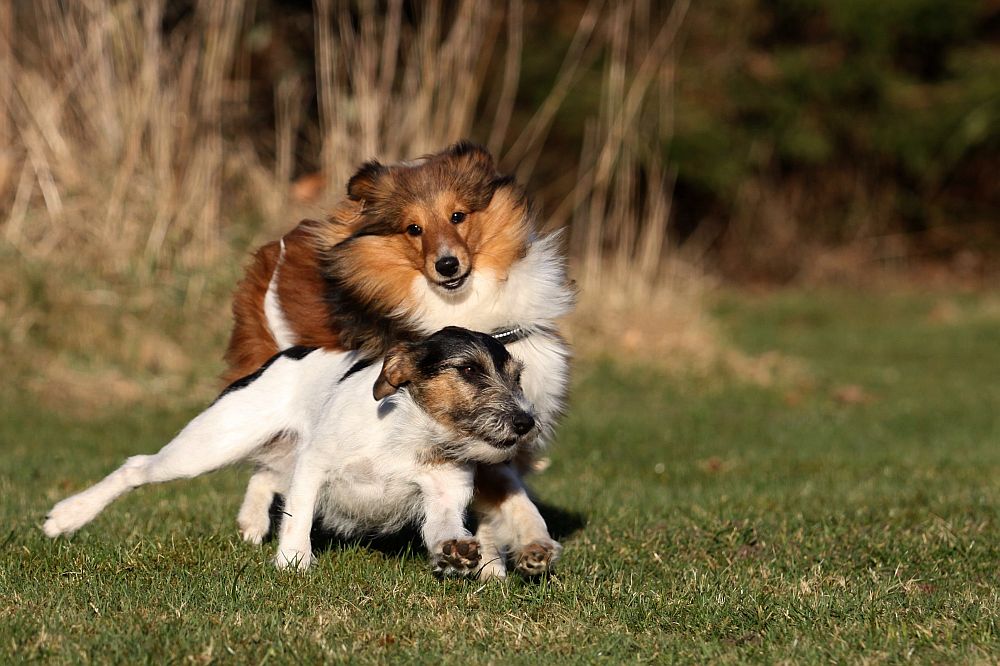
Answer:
373;344;416;401
347;160;389;203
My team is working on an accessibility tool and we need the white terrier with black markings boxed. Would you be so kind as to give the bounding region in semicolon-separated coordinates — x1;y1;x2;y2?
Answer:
44;327;558;578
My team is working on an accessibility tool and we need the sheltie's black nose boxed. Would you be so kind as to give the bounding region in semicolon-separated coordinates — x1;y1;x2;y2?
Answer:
512;412;535;436
435;255;460;277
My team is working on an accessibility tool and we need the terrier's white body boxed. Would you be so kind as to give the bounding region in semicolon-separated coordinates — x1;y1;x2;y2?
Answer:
44;327;563;578
45;349;473;572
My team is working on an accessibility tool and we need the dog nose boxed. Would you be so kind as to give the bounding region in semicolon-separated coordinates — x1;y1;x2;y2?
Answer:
512;412;535;436
435;255;460;277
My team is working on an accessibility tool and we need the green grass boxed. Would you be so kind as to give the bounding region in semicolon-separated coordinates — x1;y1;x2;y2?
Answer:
2;291;999;662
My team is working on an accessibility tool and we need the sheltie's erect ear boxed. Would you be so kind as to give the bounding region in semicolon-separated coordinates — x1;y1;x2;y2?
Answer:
446;141;495;171
347;160;390;203
444;141;506;211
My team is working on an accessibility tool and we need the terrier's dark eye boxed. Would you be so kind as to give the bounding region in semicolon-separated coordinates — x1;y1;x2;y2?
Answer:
457;364;480;377
406;224;423;236
450;212;467;224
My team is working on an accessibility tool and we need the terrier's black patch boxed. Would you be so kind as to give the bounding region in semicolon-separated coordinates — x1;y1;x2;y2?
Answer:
414;327;512;377
339;357;377;383
216;346;318;402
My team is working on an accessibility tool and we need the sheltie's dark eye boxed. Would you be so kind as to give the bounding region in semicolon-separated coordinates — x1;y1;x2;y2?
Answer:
406;224;423;236
457;364;480;378
450;211;467;224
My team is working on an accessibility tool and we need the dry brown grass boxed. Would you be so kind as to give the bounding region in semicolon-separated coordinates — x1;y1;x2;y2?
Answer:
0;0;725;411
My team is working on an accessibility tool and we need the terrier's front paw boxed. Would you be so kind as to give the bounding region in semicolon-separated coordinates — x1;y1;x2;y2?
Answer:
431;538;481;578
512;538;562;577
274;547;313;571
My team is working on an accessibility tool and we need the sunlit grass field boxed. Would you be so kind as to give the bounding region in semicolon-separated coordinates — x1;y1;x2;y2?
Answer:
2;291;998;662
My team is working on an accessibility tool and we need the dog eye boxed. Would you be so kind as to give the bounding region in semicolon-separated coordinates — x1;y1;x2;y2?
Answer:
406;224;423;236
450;212;466;224
457;364;480;377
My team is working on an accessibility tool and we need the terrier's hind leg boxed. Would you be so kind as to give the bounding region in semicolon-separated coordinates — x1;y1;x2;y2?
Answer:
44;370;301;538
274;453;326;571
238;467;282;545
471;515;507;581
238;433;296;544
44;454;156;537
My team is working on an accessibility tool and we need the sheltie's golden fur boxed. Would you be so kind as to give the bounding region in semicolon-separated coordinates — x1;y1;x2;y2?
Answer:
224;142;533;382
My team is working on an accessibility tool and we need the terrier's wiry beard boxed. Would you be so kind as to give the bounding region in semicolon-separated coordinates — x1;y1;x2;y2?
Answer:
464;375;535;448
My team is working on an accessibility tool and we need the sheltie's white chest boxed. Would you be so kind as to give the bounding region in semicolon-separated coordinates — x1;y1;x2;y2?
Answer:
400;233;575;440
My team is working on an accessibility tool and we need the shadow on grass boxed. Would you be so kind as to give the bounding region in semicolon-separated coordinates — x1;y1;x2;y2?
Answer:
266;493;587;559
533;499;587;542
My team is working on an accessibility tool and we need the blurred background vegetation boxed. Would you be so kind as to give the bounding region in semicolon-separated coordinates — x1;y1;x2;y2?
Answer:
677;0;999;281
1;0;997;409
152;0;1000;281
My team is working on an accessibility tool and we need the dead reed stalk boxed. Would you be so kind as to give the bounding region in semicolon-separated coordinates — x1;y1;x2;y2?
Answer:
0;0;711;408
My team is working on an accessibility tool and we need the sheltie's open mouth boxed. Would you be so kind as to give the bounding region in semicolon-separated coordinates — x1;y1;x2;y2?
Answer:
437;271;470;291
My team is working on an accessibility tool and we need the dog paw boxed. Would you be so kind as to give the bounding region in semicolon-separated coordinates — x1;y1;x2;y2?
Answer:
473;542;507;580
274;547;313;571
240;524;268;546
237;514;270;545
42;515;70;539
42;497;94;538
476;556;507;581
512;538;562;577
431;538;481;578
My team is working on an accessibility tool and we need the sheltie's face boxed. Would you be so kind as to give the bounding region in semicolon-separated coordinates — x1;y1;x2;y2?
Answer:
327;142;530;312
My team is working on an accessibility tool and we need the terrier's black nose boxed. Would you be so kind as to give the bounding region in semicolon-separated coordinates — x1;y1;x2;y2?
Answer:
435;255;460;277
512;412;535;436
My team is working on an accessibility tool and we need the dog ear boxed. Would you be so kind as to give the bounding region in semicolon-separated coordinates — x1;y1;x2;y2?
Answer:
347;160;389;203
373;344;416;401
446;141;495;169
445;141;504;210
446;141;497;181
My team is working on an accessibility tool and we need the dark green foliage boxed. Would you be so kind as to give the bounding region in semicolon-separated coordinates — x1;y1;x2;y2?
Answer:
663;0;999;274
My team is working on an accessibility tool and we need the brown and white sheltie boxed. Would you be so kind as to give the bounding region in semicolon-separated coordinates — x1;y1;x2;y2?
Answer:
225;141;575;579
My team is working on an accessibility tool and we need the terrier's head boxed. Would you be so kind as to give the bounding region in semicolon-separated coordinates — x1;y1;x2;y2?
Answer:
373;326;537;462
